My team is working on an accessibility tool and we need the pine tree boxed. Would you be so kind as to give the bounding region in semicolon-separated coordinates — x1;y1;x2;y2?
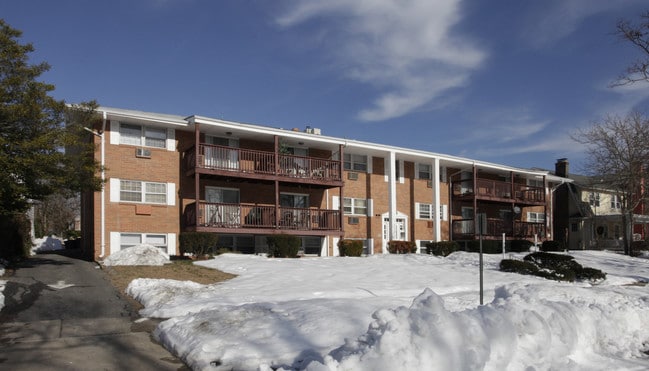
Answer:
0;19;101;216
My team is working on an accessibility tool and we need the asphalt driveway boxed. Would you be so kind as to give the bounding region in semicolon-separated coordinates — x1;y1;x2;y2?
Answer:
0;251;186;370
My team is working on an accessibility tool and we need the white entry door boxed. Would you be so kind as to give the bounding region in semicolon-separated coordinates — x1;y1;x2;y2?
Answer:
382;212;407;253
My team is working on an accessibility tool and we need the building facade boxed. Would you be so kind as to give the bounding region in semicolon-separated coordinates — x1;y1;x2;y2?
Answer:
80;107;568;260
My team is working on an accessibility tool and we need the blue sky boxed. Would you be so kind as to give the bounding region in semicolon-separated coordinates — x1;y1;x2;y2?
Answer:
3;0;649;172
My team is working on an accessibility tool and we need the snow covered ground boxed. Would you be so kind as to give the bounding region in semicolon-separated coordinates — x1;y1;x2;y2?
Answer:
126;251;649;371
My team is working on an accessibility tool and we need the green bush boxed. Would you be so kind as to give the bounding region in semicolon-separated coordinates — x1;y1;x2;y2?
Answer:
387;240;417;254
499;259;539;275
426;241;460;257
465;240;503;254
509;239;533;253
179;232;219;256
502;251;607;282
267;234;301;258
338;239;364;257
540;240;564;252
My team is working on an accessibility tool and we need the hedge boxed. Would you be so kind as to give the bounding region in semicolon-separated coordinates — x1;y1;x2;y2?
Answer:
387;240;417;254
179;232;219;256
338;239;364;257
426;241;460;257
267;234;301;258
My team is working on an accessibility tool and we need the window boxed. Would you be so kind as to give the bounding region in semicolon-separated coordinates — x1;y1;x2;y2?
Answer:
418;203;433;219
527;212;545;223
344;197;367;215
589;192;600;207
119;180;167;204
418;164;432;180
527;178;544;188
571;223;579;232
120;233;167;250
611;194;621;209
344;154;367;172
119;123;167;148
416;203;448;221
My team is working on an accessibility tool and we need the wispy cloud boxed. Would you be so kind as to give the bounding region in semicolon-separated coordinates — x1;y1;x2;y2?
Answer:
521;0;645;48
276;0;486;121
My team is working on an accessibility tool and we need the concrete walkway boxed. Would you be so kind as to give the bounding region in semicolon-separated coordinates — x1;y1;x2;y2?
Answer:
0;251;186;370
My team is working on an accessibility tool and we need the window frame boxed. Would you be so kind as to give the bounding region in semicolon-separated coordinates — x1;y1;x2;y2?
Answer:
119;232;167;250
611;194;621;210
589;192;600;207
418;203;433;220
343;197;368;215
119;179;167;204
527;212;545;223
119;122;167;149
343;153;368;172
418;163;432;180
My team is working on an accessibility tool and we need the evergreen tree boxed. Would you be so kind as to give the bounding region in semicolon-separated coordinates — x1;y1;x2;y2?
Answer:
0;19;101;216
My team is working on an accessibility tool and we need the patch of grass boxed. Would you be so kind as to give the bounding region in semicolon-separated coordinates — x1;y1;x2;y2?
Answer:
103;260;236;311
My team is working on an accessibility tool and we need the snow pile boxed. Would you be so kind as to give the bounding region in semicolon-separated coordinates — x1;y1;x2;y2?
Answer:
127;251;649;370
103;244;171;266
32;235;64;254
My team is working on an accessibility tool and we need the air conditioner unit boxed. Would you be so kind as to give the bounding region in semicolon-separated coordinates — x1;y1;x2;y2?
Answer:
347;172;359;180
348;216;360;225
135;148;151;158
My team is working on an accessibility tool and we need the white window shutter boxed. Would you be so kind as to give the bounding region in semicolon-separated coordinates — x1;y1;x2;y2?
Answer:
384;158;389;182
332;196;340;210
414;163;420;179
441;204;448;221
167;233;176;255
166;128;176;151
366;199;373;216
415;202;421;218
109;178;120;202
367;156;373;174
110;121;120;145
167;182;176;206
399;161;405;184
109;232;120;255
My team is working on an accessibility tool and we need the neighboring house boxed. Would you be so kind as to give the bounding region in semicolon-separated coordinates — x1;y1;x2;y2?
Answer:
80;107;568;260
553;158;649;250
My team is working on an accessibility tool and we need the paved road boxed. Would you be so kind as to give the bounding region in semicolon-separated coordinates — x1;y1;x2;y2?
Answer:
0;251;187;370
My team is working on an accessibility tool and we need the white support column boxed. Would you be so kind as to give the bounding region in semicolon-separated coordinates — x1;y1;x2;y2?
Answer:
433;157;441;242
388;151;397;247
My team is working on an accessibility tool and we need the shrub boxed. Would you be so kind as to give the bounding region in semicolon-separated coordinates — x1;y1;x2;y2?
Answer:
426;241;460;257
465;240;503;254
179;232;219;256
509;239;533;253
504;251;607;283
387;240;417;254
540;240;564;252
575;266;607;281
267;234;301;258
338;239;364;257
499;259;539;275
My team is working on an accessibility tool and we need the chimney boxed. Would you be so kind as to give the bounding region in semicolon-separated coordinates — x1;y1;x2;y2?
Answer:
555;158;569;178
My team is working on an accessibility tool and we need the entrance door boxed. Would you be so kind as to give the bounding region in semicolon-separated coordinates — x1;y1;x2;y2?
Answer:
280;193;309;228
382;212;408;252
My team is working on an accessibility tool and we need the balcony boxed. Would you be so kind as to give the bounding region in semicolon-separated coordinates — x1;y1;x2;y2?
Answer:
452;218;545;240
184;202;342;234
184;144;343;185
452;179;545;205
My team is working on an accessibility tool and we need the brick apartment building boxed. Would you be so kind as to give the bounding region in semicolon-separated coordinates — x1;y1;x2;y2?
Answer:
80;107;568;260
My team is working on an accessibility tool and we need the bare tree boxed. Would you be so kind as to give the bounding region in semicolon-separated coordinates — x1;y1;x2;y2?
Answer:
612;11;649;86
572;112;649;255
34;193;79;238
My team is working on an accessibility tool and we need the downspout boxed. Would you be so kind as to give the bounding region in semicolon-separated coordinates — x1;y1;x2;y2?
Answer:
100;111;106;258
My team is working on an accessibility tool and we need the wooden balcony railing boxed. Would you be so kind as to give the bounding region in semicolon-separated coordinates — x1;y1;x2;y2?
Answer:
184;202;341;231
184;144;342;182
452;179;545;203
451;218;545;239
